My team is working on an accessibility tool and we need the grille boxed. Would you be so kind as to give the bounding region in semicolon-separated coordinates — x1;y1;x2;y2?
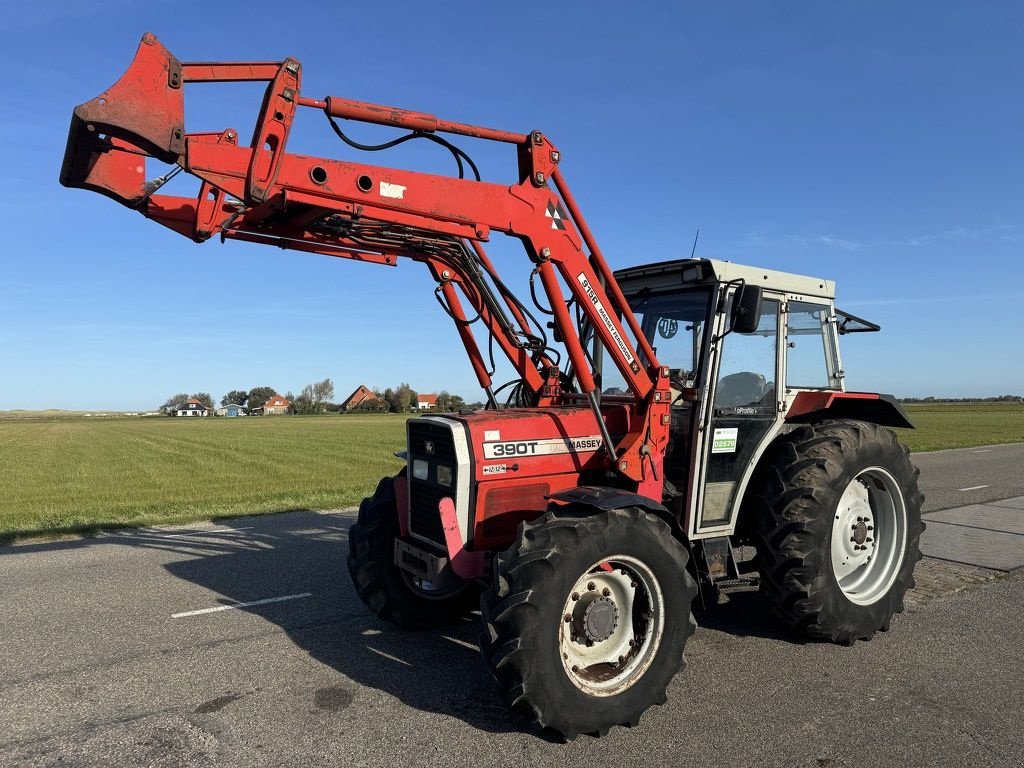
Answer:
408;421;457;546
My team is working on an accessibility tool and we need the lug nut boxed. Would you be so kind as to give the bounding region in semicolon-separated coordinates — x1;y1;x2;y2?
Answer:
571;592;579;601
602;588;611;597
587;582;596;591
618;655;625;664
572;665;580;673
564;614;571;623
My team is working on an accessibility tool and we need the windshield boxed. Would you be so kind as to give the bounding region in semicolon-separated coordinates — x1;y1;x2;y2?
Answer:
589;288;712;397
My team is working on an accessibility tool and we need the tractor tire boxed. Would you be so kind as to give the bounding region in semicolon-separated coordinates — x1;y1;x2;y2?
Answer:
749;419;924;645
347;472;477;630
479;508;698;739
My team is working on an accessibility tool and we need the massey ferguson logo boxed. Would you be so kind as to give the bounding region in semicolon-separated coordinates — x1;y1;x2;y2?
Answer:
482;435;603;460
424;441;435;455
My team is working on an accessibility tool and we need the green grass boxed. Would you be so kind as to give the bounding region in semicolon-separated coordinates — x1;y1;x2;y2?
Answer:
0;414;406;542
1;403;1021;542
898;402;1024;452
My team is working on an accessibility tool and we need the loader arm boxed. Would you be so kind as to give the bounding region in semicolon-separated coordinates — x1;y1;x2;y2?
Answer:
61;33;672;486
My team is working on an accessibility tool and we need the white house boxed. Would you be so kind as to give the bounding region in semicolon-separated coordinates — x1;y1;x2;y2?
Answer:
175;398;210;417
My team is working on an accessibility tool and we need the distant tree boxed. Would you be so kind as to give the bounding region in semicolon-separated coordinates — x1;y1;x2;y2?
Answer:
248;386;276;409
221;390;248;407
160;393;190;415
449;394;466;411
191;392;214;410
295;377;335;414
354;398;388;413
159;397;190;415
385;382;416;413
436;390;451;411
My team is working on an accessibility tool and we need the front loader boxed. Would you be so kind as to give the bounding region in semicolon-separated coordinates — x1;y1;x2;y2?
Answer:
62;34;924;739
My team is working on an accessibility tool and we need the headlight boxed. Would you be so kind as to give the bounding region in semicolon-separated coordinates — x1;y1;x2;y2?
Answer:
436;464;453;487
412;459;429;481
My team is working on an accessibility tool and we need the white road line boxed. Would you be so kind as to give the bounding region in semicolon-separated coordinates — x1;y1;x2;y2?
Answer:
366;647;413;667
171;592;312;619
159;526;254;538
971;449;992;453
958;485;989;492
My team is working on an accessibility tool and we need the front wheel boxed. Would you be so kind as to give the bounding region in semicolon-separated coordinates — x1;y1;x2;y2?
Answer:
480;508;698;739
347;473;477;629
750;420;924;644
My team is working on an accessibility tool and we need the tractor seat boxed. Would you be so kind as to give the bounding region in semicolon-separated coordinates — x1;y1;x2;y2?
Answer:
715;372;767;407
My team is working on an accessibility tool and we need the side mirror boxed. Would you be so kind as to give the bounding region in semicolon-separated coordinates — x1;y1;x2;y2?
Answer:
730;284;763;334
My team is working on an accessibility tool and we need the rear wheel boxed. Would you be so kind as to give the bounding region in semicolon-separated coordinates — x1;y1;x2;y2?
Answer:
480;508;698;739
750;420;924;644
347;473;477;629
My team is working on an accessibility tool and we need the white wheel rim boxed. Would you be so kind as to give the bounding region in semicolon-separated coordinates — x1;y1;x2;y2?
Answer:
830;467;908;606
558;555;665;697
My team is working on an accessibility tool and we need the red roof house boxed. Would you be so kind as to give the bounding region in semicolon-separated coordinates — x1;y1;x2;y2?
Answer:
341;384;379;411
263;394;293;415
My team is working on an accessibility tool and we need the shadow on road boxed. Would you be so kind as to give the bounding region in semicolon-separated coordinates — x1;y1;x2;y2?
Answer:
1;511;797;736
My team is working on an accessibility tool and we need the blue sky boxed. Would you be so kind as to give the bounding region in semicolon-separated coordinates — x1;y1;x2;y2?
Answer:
1;2;1021;409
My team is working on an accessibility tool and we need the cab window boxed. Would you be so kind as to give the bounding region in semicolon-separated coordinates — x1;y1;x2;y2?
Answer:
786;301;835;389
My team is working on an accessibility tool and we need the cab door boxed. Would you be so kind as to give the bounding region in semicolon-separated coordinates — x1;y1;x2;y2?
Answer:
694;294;784;534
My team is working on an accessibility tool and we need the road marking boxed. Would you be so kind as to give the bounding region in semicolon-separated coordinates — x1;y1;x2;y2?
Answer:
160;526;254;538
171;592;312;618
366;647;413;667
958;485;989;492
972;449;992;453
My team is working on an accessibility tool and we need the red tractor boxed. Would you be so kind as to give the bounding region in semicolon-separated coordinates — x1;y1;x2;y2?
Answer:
62;35;924;739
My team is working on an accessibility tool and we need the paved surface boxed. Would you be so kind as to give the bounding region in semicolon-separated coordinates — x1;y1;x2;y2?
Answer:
921;497;1024;571
1;443;1022;767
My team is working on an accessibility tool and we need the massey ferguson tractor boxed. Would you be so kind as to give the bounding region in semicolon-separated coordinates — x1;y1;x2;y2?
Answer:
62;34;924;739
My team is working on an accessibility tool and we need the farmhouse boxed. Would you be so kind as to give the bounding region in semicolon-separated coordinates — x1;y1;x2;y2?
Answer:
175;399;209;417
214;403;248;417
341;384;379;411
263;395;293;415
416;393;438;410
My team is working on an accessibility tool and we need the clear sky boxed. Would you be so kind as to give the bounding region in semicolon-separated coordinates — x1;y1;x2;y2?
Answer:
1;2;1021;410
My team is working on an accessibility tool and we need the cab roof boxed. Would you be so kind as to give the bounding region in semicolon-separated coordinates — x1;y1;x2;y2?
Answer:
613;258;836;300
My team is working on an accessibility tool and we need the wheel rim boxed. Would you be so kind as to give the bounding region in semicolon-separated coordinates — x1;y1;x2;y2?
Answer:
830;466;908;606
558;555;665;697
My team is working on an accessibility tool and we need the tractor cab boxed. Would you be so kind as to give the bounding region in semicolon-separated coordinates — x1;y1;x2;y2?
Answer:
604;258;844;539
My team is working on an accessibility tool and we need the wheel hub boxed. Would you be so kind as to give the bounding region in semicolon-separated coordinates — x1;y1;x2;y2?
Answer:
852;520;869;546
559;556;665;696
573;594;619;643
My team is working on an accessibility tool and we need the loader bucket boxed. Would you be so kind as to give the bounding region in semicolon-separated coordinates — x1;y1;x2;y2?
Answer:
59;33;185;208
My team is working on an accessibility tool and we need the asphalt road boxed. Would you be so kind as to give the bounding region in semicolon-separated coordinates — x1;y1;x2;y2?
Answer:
1;444;1022;767
913;441;1024;512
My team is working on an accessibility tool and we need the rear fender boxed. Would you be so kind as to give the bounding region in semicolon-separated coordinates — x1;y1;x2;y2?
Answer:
786;391;914;429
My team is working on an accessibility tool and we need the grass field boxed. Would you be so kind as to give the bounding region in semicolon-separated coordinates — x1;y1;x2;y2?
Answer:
0;415;406;542
899;402;1024;451
1;402;1021;541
